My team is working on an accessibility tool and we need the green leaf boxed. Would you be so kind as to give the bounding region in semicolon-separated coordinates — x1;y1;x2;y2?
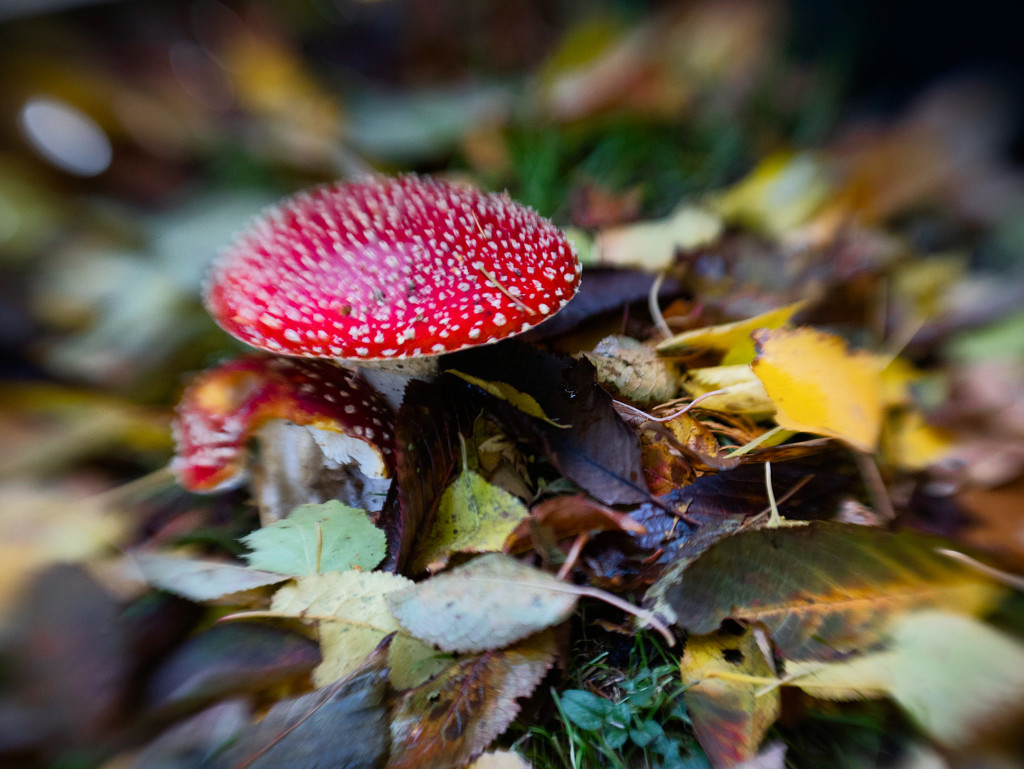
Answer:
559;689;610;731
387;553;578;653
658;521;1003;660
411;468;530;574
241;501;385;577
785;611;1024;748
269;571;446;690
630;719;664;748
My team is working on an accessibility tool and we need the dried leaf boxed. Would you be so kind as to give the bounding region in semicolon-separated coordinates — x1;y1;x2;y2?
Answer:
785;611;1024;747
389;378;480;572
241;501;385;577
146;624;320;710
133;553;289;603
660;521;1003;660
680;365;775;415
443;345;650;505
209;639;391;769
505;494;646;553
387;632;556;769
269;571;445;690
387;554;577;653
411;469;530;574
584;335;678;406
752;328;883;452
682;625;781;769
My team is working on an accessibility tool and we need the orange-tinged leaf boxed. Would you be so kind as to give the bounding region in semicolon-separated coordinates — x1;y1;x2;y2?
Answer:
387;632;557;769
505;494;646;553
681;625;780;769
659;521;1003;660
752;328;883;452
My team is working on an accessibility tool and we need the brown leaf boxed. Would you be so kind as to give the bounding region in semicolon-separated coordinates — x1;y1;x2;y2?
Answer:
387;632;557;769
505;494;646;554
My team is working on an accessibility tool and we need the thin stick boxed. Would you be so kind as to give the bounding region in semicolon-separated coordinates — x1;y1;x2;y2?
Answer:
935;548;1024;591
855;450;895;521
649;272;672;340
764;461;782;528
724;425;787;458
613;389;729;423
557;532;589;581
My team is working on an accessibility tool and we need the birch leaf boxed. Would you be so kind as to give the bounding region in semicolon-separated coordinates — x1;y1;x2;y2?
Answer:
751;327;883;452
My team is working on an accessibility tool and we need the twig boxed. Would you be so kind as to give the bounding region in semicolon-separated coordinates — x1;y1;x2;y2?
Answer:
935;548;1024;591
855;450;895;521
649;272;672;340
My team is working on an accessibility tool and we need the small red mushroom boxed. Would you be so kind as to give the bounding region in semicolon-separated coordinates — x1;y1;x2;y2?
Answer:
171;355;394;495
203;175;581;404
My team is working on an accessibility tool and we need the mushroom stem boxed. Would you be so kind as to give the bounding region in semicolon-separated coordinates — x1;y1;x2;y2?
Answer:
349;357;440;410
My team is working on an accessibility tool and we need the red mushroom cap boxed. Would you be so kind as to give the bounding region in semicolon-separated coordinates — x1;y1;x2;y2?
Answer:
204;175;581;361
171;355;395;493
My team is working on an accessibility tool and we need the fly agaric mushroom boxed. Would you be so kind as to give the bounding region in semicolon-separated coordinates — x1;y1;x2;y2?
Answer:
171;355;394;522
204;175;581;405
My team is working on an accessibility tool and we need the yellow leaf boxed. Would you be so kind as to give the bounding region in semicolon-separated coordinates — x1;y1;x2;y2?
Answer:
657;300;807;362
885;411;955;471
595;205;723;271
448;371;569;428
752;328;883;452
681;365;775;415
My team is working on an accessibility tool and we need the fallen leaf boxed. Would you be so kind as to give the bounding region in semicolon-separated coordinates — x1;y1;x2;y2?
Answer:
785;611;1024;748
241;500;385;576
680;365;775;414
444;345;650;505
269;571;445;690
467;750;533;769
595;204;723;271
132;552;289;603
656;301;807;363
752;327;883;452
411;469;531;574
146;624;320;711
884;411;955;471
659;522;1003;660
505;494;646;554
387;632;557;769
682;624;781;769
448;370;568;428
387;553;577;653
584;335;678;406
128;700;250;769
209;638;391;769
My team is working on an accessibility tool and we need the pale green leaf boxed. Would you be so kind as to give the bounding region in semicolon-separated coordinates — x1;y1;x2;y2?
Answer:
242;501;385;577
411;469;530;574
133;552;289;602
786;611;1024;747
387;553;578;653
271;571;446;690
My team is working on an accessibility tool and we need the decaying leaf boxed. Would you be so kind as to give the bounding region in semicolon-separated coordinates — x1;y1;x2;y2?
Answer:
209;638;391;769
656;301;806;362
682;624;781;769
269;570;445;690
752;327;883;452
387;553;577;653
784;611;1024;748
680;365;775;415
411;468;530;574
133;552;289;603
504;494;646;554
387;632;557;769
659;521;1003;659
146;623;320;710
584;335;678;406
241;500;385;576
